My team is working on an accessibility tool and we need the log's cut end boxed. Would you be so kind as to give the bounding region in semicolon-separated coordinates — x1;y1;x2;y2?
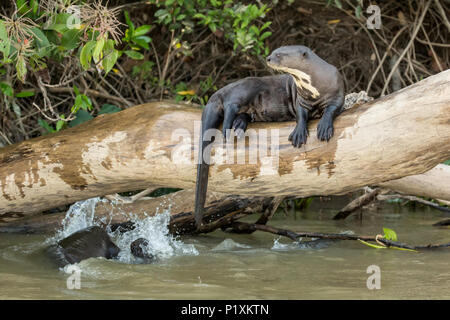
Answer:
1;70;450;216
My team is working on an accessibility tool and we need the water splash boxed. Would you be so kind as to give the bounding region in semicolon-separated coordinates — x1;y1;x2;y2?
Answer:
271;237;299;250
212;239;252;251
271;231;354;251
47;198;198;263
48;197;104;244
111;211;198;263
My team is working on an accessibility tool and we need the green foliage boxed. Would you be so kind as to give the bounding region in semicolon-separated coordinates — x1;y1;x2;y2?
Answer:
1;0;276;139
38;115;66;134
131;61;156;81
149;0;272;56
359;227;417;252
68;103;121;128
15;90;34;98
98;103;121;115
443;160;450;165
122;11;153;52
68;109;93;128
173;76;217;105
382;227;397;241
71;85;92;113
326;0;364;19
0;81;14;97
294;197;314;211
0;0;154;83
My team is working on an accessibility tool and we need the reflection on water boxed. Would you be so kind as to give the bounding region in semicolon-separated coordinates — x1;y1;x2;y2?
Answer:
0;198;449;299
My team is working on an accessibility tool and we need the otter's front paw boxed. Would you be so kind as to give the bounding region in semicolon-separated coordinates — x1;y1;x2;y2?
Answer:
289;125;308;148
317;118;334;141
232;116;248;138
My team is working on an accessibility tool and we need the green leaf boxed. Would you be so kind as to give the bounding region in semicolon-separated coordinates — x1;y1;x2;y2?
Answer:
124;11;135;34
355;5;362;19
102;47;119;75
12;102;21;117
80;41;96;70
358;240;386;249
0;82;13;97
443;160;450;165
30;0;39;14
101;39;118;74
0;38;11;59
134;25;152;36
260;31;271;41
56;119;65;131
134;36;152;43
15;90;35;98
334;0;343;9
98;104;121;115
0;21;7;41
68;109;94;127
31;28;49;47
124;50;144;60
260;21;271;31
16;56;27;82
61;29;81;50
383;228;398;241
73;85;80;96
132;37;150;50
80;95;92;111
93;37;105;63
45;13;71;33
155;9;168;18
38;118;55;134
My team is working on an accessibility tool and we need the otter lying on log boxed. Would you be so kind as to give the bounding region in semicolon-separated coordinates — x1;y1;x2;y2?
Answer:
195;45;345;227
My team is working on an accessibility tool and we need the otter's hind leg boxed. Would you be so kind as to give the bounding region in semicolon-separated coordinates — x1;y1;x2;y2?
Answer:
317;105;341;141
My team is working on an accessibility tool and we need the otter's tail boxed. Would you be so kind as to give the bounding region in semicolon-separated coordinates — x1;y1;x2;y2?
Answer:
194;101;222;228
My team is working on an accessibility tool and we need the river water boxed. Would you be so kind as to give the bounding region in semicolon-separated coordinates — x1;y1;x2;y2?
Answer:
0;197;448;299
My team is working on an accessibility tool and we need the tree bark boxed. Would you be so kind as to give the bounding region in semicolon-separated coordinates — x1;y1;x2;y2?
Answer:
379;164;450;201
1;70;449;216
0;190;272;234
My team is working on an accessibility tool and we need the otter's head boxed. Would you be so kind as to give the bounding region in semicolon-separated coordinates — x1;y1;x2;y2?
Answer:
266;45;320;98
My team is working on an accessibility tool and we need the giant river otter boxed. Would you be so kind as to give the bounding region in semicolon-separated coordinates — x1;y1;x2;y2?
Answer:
194;45;345;227
46;226;120;267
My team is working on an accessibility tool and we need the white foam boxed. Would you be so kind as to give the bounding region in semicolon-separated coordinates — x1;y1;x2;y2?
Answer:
47;198;198;264
111;211;198;263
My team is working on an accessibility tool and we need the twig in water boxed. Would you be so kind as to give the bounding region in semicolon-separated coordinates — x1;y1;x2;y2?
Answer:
230;222;450;250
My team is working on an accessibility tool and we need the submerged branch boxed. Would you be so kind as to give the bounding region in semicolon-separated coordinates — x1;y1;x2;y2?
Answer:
230;222;450;251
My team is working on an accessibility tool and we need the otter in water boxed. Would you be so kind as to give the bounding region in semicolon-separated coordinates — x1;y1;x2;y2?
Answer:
194;45;345;227
46;226;156;266
46;226;120;267
130;238;155;263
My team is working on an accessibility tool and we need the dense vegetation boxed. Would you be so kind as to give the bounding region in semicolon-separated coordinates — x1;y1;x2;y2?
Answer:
0;0;448;148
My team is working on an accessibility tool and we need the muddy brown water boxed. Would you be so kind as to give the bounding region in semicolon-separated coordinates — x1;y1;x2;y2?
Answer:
0;199;448;299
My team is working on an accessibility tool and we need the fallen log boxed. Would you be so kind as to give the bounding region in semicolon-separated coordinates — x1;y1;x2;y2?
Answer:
379;164;450;201
1;70;450;216
0;190;277;234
